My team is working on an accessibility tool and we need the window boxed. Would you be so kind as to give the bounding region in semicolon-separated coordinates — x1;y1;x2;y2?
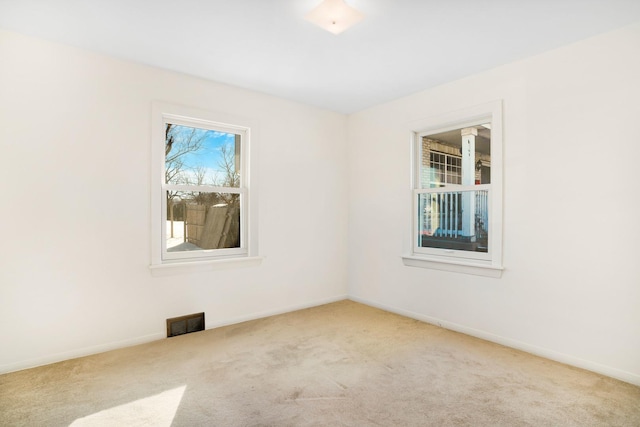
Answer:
403;101;503;277
150;103;259;273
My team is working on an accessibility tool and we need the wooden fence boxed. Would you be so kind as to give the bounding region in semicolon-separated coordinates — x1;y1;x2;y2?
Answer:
185;203;240;249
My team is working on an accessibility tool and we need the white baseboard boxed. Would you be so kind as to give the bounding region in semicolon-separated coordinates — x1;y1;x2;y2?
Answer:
0;294;349;375
8;294;636;387
205;294;349;330
0;332;165;375
349;295;640;387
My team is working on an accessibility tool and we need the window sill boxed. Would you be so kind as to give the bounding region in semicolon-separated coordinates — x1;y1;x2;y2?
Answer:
149;256;263;277
402;255;503;278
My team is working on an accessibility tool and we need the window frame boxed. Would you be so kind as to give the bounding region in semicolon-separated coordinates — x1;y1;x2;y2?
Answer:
150;102;260;274
403;101;504;277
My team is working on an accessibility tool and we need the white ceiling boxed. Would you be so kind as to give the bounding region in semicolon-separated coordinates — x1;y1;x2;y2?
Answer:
1;0;640;114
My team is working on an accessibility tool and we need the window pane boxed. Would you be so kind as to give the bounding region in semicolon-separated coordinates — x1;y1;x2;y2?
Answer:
165;124;241;187
166;191;240;252
420;124;490;188
417;190;489;252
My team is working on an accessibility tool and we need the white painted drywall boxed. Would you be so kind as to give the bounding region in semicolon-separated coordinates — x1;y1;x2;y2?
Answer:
347;23;640;385
2;22;640;386
0;30;349;372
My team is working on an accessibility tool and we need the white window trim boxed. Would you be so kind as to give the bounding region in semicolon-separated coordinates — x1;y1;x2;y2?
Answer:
402;100;504;277
149;102;261;275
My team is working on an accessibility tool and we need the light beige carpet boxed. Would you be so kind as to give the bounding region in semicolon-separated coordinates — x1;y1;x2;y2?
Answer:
1;300;639;426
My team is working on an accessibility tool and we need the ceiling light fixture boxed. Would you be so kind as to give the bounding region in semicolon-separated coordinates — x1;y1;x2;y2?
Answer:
304;0;364;35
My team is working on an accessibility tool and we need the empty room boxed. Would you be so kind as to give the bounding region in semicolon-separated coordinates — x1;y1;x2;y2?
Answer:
1;0;639;425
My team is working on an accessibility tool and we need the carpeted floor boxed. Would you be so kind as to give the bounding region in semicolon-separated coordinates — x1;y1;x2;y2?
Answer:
1;300;639;426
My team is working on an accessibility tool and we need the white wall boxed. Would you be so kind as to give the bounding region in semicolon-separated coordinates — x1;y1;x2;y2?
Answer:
0;30;349;372
2;22;640;386
347;23;640;385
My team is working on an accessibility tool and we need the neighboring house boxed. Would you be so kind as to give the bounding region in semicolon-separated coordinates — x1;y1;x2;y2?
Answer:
419;126;491;252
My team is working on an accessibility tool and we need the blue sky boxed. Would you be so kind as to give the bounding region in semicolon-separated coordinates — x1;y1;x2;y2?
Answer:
181;129;234;170
167;124;237;185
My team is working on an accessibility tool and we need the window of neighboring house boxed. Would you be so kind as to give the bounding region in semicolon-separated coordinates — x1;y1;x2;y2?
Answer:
403;101;503;277
150;103;259;273
427;148;462;185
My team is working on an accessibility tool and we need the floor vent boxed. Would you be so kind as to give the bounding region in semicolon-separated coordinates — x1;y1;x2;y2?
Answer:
166;312;205;338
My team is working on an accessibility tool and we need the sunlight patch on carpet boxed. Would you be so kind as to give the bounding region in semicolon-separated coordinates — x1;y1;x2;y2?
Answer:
69;385;187;426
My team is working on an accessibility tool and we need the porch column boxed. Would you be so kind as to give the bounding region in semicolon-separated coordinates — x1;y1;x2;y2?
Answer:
461;127;477;239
